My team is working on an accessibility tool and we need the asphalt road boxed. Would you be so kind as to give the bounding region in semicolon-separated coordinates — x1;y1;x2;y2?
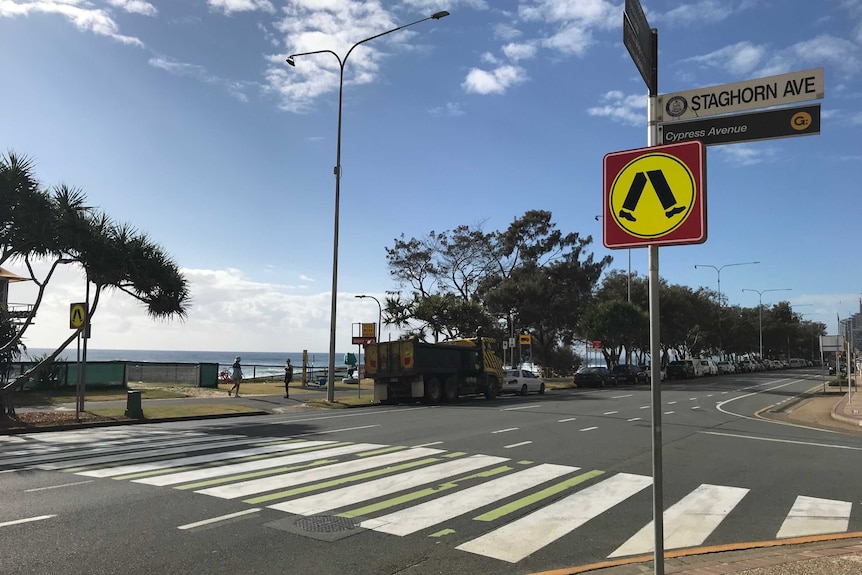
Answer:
3;368;861;575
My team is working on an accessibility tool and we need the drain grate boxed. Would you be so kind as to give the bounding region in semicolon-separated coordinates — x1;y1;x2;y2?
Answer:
295;515;359;533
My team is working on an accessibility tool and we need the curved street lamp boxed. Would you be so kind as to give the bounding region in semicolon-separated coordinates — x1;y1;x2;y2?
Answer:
287;11;449;402
695;261;760;359
355;294;382;345
742;287;792;360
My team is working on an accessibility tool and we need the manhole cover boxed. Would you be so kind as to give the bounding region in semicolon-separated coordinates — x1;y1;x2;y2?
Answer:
295;515;358;533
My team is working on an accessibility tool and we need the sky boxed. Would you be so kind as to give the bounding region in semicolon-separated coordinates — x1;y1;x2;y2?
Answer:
1;0;861;355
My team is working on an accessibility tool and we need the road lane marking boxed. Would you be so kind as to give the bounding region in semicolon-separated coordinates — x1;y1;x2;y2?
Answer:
610;484;749;557
502;404;541;411
692;406;701;410
25;480;94;492
492;428;519;434
664;411;675;415
361;464;577;536
777;496;852;538
0;515;56;527
558;418;577;422
503;441;533;449
412;441;443;448
701;431;861;450
603;411;619;415
716;380;840;433
668;401;677;405
579;427;598;432
612;394;633;399
627;418;641;422
194;447;445;500
457;473;651;563
293;424;380;437
640;405;650;409
690;397;697;401
269;454;508;516
178;509;260;530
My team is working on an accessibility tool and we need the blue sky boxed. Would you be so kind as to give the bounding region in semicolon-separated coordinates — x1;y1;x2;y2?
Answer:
2;0;861;354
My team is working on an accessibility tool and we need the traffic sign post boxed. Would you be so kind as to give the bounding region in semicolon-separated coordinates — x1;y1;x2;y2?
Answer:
69;302;87;330
657;68;824;122
658;104;820;146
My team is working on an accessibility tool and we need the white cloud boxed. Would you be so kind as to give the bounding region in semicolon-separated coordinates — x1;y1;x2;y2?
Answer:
683;42;767;76
540;22;593;56
149;57;254;102
481;51;500;65
8;262;388;353
399;0;488;10
715;144;778;166
207;0;275;15
107;0;156;17
0;0;146;46
662;0;734;26
502;41;537;62
519;0;617;28
586;90;645;126
429;101;465;116
462;65;526;95
493;22;522;41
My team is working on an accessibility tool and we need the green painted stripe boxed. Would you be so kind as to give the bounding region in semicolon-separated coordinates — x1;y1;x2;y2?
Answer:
338;465;512;518
429;528;455;538
175;459;338;490
357;446;407;457
473;469;605;522
113;466;197;481
243;457;441;505
518;460;534;465
444;452;466;458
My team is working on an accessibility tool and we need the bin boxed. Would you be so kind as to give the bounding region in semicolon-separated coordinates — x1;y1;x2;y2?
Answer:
125;390;144;419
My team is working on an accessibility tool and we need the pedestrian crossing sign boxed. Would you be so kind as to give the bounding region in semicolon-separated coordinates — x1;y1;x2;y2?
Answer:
603;140;706;248
69;302;87;329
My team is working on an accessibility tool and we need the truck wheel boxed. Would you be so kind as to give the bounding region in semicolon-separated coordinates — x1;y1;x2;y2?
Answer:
484;378;498;400
424;378;442;404
443;378;458;403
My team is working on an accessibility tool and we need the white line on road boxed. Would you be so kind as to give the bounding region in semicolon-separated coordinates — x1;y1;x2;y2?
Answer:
689;398;697;401
412;441;443;448
707;394;714;398
0;515;56;528
627;418;641;422
612;394;633;399
667;401;677;405
492;428;519;434
664;411;675;415
502;405;541;411
558;418;577;422
692;406;701;410
579;427;598;432
503;441;533;449
178;509;261;530
777;496;851;538
25;480;94;492
640;405;650;410
701;431;862;451
293;425;380;437
603;411;619;415
715;380;837;433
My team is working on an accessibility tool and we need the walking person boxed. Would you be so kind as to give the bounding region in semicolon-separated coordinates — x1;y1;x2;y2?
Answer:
228;356;243;397
284;358;294;399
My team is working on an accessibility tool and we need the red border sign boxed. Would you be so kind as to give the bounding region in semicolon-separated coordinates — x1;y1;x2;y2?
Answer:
603;141;706;249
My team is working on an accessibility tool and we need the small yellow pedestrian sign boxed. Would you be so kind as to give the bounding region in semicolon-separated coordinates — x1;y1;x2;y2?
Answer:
519;334;531;345
603;141;706;249
70;302;87;329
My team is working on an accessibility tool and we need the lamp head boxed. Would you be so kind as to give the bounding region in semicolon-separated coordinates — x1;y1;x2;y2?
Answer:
355;295;366;299
594;215;600;221
432;10;450;19
286;56;296;67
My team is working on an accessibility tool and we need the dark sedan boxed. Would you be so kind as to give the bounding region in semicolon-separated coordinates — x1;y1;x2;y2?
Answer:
611;364;648;385
666;360;695;380
573;366;616;388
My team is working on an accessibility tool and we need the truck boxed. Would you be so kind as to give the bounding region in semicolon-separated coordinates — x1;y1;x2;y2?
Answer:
365;334;503;404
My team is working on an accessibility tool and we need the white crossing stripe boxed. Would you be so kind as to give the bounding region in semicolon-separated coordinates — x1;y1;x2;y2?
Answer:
0;515;57;527
37;437;263;470
362;463;577;536
456;473;652;563
270;454;508;516
134;441;338;486
178;509;261;530
609;484;749;558
196;446;444;499
79;440;339;478
776;496;852;538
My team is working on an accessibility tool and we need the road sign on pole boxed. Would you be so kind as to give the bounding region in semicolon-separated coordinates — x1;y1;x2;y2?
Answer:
658;104;820;146
603;140;706;249
623;0;655;95
657;68;824;122
69;302;87;330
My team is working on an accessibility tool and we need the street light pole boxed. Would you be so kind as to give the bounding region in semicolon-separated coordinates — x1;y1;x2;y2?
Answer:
695;261;760;359
288;11;449;403
742;287;792;359
355;294;382;345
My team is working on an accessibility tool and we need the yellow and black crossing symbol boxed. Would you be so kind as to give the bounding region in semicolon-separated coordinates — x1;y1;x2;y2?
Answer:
602;141;706;249
610;154;695;238
69;302;87;330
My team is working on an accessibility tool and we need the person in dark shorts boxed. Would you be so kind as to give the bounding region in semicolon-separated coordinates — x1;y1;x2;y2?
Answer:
284;358;294;399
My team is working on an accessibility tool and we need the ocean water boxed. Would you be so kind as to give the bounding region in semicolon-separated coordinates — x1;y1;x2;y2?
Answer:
24;348;362;378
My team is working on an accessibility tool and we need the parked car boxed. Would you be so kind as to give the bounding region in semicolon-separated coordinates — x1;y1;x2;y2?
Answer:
666;360;696;380
716;361;736;374
699;359;719;376
501;368;546;395
573;366;616;387
639;364;666;382
611;364;648;385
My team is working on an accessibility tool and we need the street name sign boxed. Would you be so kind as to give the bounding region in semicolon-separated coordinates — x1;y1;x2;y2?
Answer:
623;0;655;94
603;141;706;249
658;104;820;146
657;68;824;122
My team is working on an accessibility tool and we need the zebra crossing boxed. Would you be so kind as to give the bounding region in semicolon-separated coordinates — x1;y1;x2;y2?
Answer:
3;428;857;564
